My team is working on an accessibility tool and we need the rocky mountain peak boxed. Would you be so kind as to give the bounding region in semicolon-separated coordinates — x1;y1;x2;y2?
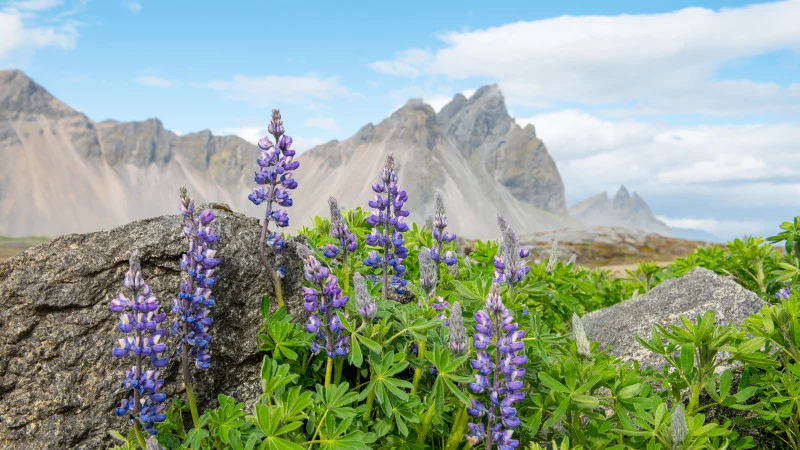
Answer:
570;187;672;236
0;69;76;118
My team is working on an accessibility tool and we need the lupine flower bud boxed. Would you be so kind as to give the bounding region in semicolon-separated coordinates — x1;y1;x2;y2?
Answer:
418;250;437;300
570;313;591;359
493;216;530;288
448;302;467;355
568;254;577;266
173;188;219;371
326;197;358;263
669;403;688;449
429;191;458;267
777;287;791;300
353;273;377;321
546;239;559;274
111;251;168;435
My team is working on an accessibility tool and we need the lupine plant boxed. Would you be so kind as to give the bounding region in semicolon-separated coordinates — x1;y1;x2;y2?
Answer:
248;109;300;308
364;154;410;299
494;215;531;298
430;191;458;268
297;243;350;387
467;283;526;449
110;251;169;448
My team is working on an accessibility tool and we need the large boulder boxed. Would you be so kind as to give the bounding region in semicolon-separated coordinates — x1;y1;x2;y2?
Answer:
0;207;305;449
581;267;766;370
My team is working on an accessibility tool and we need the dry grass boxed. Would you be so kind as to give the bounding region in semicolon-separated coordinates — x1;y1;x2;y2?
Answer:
0;236;50;263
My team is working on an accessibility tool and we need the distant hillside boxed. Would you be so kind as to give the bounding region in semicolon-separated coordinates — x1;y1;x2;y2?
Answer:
569;186;673;237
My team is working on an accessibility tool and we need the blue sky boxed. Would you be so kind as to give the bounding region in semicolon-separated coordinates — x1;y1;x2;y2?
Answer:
2;0;799;239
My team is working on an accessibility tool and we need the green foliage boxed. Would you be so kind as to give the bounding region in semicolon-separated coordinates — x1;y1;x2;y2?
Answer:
143;210;800;449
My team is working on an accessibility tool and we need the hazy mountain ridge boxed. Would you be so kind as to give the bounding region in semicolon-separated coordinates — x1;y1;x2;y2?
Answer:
569;186;673;236
1;70;666;240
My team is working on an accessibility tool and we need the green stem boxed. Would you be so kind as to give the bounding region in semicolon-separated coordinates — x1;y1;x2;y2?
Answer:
325;357;334;388
334;358;344;385
133;422;147;450
363;389;375;421
411;340;427;395
445;406;468;450
185;382;201;429
417;400;437;445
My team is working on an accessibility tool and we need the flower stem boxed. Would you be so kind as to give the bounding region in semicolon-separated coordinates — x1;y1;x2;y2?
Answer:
334;358;344;385
133;422;147;450
411;340;426;395
259;218;284;310
325;357;334;388
363;389;375;421
445;406;468;450
185;381;201;430
417;400;437;445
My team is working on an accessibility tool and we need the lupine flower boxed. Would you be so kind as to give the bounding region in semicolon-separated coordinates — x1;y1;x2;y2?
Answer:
418;249;437;303
670;403;688;449
297;244;350;358
429;192;457;267
448;302;467;355
570;313;591;359
432;296;450;324
353;272;377;321
111;251;168;435
249;109;299;300
364;154;410;298
545;239;559;274
173;188;218;371
777;287;791;300
325;197;357;263
493;216;531;289
467;283;526;448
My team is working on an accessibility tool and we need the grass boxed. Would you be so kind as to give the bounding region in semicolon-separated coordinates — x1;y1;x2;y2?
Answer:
0;235;51;261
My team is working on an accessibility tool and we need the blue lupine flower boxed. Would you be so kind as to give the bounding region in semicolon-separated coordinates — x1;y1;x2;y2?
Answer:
172;188;218;371
324;197;358;264
430;192;458;268
110;251;168;435
467;283;525;448
297;244;350;358
353;273;377;321
363;154;410;298
493;216;531;288
777;288;791;300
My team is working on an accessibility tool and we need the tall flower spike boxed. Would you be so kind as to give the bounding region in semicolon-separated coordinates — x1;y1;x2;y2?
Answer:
296;244;350;358
249;109;299;308
545;239;559;274
429;191;458;267
353;273;377;321
325;197;358;263
110;250;168;437
467;283;526;449
364;153;410;299
570;313;591;359
493;216;531;289
448;302;467;355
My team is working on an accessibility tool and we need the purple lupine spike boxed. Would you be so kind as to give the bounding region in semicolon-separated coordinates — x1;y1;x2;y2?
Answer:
250;109;299;308
430;192;458;268
493;216;530;289
364;154;409;299
110;251;168;435
296;244;350;358
325;197;358;264
467;283;525;449
173;188;218;372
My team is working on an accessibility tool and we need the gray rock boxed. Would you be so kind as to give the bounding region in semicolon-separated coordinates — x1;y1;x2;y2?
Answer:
0;207;305;449
581;267;766;370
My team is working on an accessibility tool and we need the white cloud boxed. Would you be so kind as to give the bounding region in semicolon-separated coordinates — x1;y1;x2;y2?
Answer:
304;115;339;131
135;75;173;88
201;75;359;107
9;0;62;11
372;1;800;115
0;5;78;62
215;126;323;152
121;1;141;13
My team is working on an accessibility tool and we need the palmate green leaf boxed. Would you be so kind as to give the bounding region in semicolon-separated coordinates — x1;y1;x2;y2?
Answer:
183;427;210;450
315;382;359;419
318;415;377;450
207;394;247;444
538;371;571;394
261;357;298;396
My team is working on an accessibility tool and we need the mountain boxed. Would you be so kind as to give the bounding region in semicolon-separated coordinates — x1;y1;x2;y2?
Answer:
670;227;724;243
295;85;572;239
569;186;673;236
0;71;573;238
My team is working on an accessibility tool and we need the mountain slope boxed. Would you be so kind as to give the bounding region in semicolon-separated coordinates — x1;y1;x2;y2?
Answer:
0;70;573;238
569;186;673;236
